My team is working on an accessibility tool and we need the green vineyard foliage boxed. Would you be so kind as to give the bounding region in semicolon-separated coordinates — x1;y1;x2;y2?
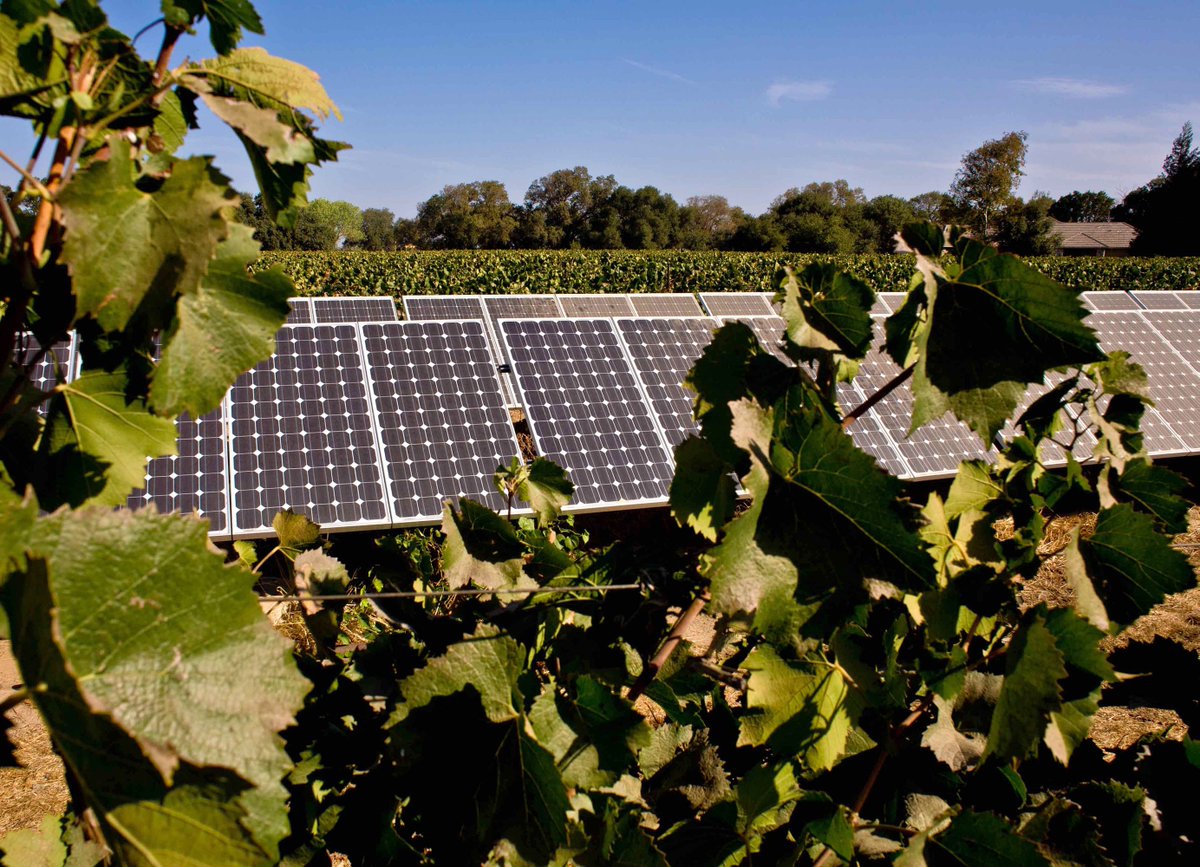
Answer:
254;248;1200;297
2;3;1199;866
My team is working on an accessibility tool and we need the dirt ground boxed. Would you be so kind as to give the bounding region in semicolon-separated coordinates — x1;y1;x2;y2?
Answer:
3;508;1199;836
0;640;69;835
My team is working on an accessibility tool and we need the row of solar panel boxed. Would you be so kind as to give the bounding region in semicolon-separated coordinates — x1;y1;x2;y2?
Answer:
15;290;1200;540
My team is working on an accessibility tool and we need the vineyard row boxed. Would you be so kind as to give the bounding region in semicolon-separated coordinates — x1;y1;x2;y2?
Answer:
254;249;1200;297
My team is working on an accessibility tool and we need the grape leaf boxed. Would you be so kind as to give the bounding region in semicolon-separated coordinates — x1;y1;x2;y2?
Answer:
1079;504;1195;625
904;234;1103;441
271;507;321;553
922;810;1050;866
778;262;875;357
984;617;1066;762
669;435;736;542
394;624;524;724
1;510;307;862
182;47;340;120
0;815;67;867
152;223;291;417
736;761;804;839
161;0;264;56
440;498;533;591
58;139;236;332
528;676;651;789
511;456;574;525
1108;458;1190;534
38;370;179;508
190;80;317;164
702;388;932;630
738;645;853;773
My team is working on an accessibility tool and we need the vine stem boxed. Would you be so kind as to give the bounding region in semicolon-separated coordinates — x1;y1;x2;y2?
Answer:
626;588;711;701
842;364;914;428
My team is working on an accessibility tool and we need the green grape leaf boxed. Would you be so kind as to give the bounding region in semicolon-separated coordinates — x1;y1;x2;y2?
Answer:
0;815;66;867
736;761;803;839
394;624;524;724
271;508;321;553
182;47;341;121
441;498;532;591
152;223;291;417
38;370;179;509
921;696;985;772
669;435;736;541
190;81;317;164
702;389;931;633
2;508;308;862
984;617;1066;762
1071;782;1145;867
738;645;853;773
515;457;574;525
528;676;651;789
161;0;264;56
151;88;193;156
232;539;257;568
906;236;1102;441
1109;458;1190;534
778;262;875;357
0;13;68;118
58;139;236;331
922;810;1050;866
1079;504;1195;625
574;795;669;867
292;549;349;595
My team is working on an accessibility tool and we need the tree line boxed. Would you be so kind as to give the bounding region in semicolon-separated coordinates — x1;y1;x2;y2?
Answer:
237;124;1199;256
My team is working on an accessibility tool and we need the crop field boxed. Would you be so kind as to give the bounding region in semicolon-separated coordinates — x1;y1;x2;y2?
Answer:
254;249;1200;297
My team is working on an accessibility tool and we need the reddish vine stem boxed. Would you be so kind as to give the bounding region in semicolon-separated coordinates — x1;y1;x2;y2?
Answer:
627;589;711;701
842;364;914;428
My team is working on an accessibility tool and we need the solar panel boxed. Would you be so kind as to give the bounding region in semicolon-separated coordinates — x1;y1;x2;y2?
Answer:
1086;311;1195;454
127;404;231;538
1134;310;1200;449
718;315;792;365
1082;291;1140;311
615;317;718;448
1132;291;1187;310
403;295;489;323
1178;292;1200;310
484;295;563;321
557;294;636;317
837;381;912;477
313;296;398;323
227;324;390;537
286;297;313;324
699;293;776;317
14;332;75;413
876;292;907;315
499;318;674;509
629;293;704;317
852;316;993;479
360;320;520;523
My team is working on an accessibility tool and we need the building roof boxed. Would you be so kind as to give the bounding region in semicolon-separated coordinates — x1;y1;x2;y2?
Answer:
1049;220;1138;250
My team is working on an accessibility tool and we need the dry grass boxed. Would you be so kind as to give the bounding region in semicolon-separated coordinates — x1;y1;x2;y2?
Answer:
0;640;69;835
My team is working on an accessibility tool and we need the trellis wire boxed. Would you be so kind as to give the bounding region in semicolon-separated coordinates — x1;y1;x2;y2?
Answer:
261;582;644;603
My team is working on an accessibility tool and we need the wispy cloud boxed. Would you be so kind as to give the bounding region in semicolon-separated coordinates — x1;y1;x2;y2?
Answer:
1015;77;1128;98
621;58;695;85
765;80;832;105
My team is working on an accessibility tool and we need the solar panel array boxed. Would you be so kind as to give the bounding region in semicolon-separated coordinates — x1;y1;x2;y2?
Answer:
115;290;1200;538
499;318;674;508
13;333;76;413
313;296;398;323
361;320;518;522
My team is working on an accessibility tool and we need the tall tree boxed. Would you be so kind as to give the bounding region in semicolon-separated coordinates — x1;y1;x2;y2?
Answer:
1050;190;1115;223
359;207;397;250
415;181;516;248
294;199;364;250
677;194;741;248
908;191;955;223
863;195;916;252
522;167;617;248
992;193;1057;255
949;131;1029;236
1118;122;1200;255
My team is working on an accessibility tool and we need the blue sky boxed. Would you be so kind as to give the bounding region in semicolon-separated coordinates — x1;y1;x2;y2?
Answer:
3;1;1198;216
